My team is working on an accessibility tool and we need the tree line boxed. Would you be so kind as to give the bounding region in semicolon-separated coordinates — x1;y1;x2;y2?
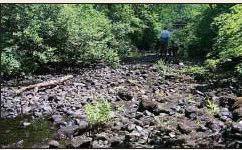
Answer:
1;4;241;77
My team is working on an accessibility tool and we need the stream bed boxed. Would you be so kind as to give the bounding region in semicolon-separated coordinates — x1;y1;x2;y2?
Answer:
1;55;242;148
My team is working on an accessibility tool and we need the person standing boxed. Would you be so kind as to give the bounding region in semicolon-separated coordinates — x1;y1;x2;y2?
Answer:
168;40;179;57
159;27;171;56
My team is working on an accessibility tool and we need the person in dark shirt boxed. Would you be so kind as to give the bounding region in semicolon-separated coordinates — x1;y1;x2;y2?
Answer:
168;40;179;56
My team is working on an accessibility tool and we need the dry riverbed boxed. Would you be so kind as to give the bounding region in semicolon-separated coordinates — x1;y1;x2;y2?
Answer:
1;54;242;148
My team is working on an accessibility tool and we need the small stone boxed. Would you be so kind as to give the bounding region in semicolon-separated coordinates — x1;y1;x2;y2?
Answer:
48;140;60;148
117;89;133;101
178;99;185;106
66;110;74;116
220;108;232;118
135;112;144;119
177;123;192;134
110;135;125;147
170;89;176;93
175;106;181;112
91;140;100;148
91;139;110;148
126;131;141;142
111;121;122;131
189;113;197;120
196;125;207;132
138;137;148;144
22;107;31;114
127;124;136;132
66;120;75;127
220;116;229;121
48;95;59;103
58;125;80;139
206;92;216;97
74;82;86;87
205;120;222;132
50;114;63;122
169;132;176;138
133;119;144;127
231;122;242;132
136;126;143;132
21;122;31;128
239;120;242;126
179;62;184;66
143;110;154;116
232;107;242;119
120;116;129;125
77;120;88;130
185;106;198;120
185;106;197;114
26;93;34;100
194;90;204;96
15;140;24;148
95;132;109;141
34;111;42;117
138;96;157;112
42;104;53;114
71;136;92;148
154;103;170;114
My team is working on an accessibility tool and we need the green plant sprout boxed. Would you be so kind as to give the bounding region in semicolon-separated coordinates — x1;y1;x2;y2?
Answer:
84;100;113;127
206;99;220;116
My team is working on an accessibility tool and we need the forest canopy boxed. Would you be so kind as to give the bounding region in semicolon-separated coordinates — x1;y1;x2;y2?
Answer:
1;4;241;77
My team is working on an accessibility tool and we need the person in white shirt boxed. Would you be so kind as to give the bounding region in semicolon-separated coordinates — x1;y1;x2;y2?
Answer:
159;27;171;56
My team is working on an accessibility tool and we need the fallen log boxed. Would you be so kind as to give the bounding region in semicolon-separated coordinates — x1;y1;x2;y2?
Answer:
15;75;73;94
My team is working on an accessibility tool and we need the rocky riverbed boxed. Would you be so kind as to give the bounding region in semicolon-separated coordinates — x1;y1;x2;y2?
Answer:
1;54;242;148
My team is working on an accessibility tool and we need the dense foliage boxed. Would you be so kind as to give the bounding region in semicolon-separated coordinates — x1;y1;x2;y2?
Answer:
1;4;119;75
171;4;241;76
1;4;241;77
212;5;242;75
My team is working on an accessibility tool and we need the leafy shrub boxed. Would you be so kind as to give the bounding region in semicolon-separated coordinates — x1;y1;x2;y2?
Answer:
180;4;234;58
84;100;112;126
58;5;120;66
211;5;242;72
101;49;120;68
205;59;219;71
1;48;21;76
181;66;206;75
2;4;65;74
2;4;120;76
95;4;144;53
